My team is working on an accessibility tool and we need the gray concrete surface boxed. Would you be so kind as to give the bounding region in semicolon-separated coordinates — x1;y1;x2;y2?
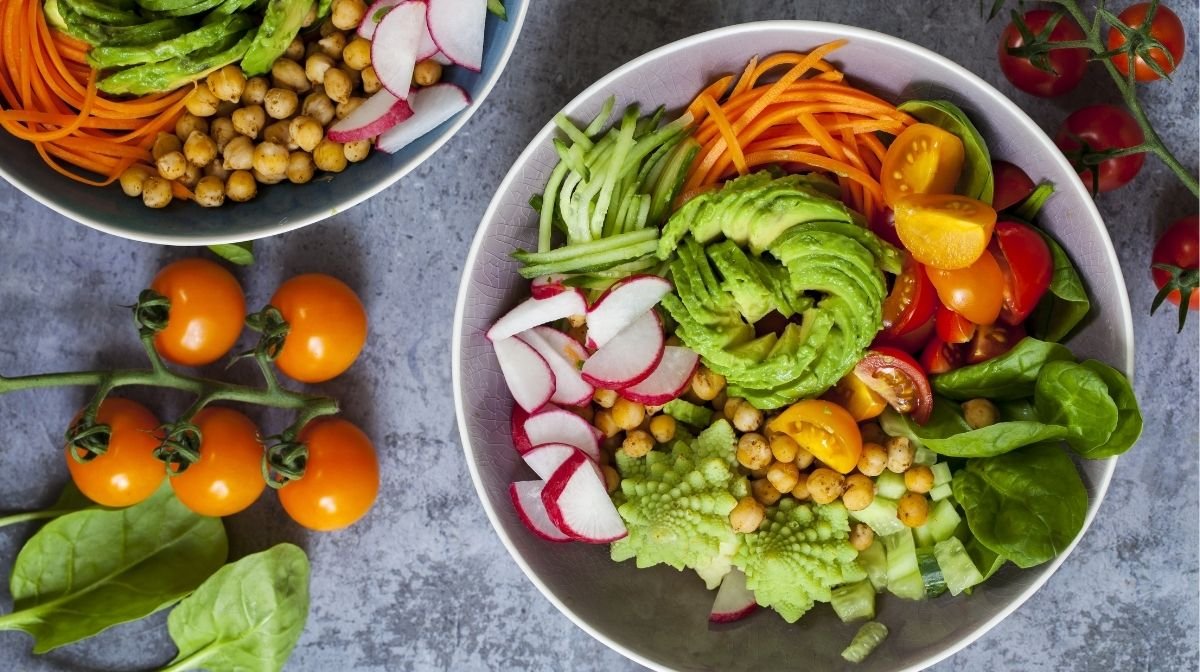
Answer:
0;1;1197;670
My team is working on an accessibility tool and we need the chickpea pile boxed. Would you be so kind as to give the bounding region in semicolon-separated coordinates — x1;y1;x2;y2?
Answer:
118;0;447;209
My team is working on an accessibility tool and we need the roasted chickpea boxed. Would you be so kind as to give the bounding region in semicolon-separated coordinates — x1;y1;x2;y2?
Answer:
898;492;929;527
225;170;257;201
412;58;443;87
242;76;269;105
317;31;346;59
178;161;202;189
885;436;914;474
648;414;676;444
331;0;366;30
842;473;875;512
271;58;311;93
263;120;293;148
766;461;800;494
857;442;888;477
183;131;217;167
732;401;763;433
253;167;286;185
849;522;875;551
621;430;654;458
305;52;335;85
285;151;315;184
343;139;370;163
264;87;299;120
794;445;814;470
904;465;935;494
284;37;305;62
807;468;845;505
323;67;353;104
360;66;381;94
184;85;220;117
736;432;772;470
723;397;743;423
222;135;255;170
592;388;618;409
342;37;371;70
155;150;187;180
769;433;799;463
611;398;645;431
751;477;782;506
204;161;229;181
791;472;810;500
593;408;619;439
691;367;726;401
962;398;999;430
140;176;172;208
119;164;152;197
302;91;336;126
252;142;289;179
193;175;225;208
288;115;323;152
207;65;246;103
318;17;338;37
210;117;237;152
860;421;888;446
231;104;266;139
602;465;620;493
152;132;181;160
730;496;765;533
175;112;209;141
335;96;365;120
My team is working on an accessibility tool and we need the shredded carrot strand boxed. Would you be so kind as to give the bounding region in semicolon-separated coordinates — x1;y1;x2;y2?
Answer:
697;94;747;177
685;75;733;124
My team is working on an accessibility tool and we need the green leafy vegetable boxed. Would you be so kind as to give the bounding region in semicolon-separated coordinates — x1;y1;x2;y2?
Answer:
207;241;256;266
932;337;1075;400
1028;231;1091;343
162;544;310;672
1034;360;1118;455
952;443;1087;569
1013;181;1055;221
1078;360;1142;457
897;99;993;204
0;484;227;652
880;404;1067;458
965;536;1005;581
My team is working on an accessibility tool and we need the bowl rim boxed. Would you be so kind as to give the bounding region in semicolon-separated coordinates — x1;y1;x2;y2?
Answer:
0;0;529;247
453;19;1134;672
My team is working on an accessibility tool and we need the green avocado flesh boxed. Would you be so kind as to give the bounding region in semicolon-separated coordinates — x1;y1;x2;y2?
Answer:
660;172;898;410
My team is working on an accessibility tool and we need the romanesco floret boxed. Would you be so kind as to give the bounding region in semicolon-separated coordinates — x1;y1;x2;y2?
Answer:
734;498;865;623
610;420;749;588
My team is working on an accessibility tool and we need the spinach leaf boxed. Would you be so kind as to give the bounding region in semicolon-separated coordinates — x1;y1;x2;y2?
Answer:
1079;360;1142;457
0;483;227;652
1028;231;1091;343
880;404;1067;458
207;241;254;266
897;99;993;204
997;399;1038;422
952;443;1087;568
966;536;1005;581
932;337;1075;400
163;544;310;672
1034;360;1119;457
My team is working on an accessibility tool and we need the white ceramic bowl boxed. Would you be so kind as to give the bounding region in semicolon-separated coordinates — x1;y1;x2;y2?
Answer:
454;21;1134;672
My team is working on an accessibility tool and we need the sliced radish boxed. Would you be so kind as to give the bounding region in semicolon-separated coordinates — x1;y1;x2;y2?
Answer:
357;0;401;39
510;404;533;453
431;51;452;66
325;89;413;143
541;451;627;543
486;289;587;342
532;326;588;364
709;568;757;623
530;275;569;299
586;275;673;349
521;443;582;481
523;408;601;461
493;336;554;413
509;481;571;542
619;346;699;406
518;330;593;407
581;311;664;389
425;0;486;71
376;83;472;154
371;1;426;100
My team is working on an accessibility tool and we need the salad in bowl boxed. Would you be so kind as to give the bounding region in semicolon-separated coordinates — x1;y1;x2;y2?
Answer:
456;23;1139;671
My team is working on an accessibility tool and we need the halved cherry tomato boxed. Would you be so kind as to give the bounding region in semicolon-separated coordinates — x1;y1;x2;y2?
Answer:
893;194;998;270
271;274;368;383
880;254;938;338
991;220;1053;324
766;400;862;474
170;407;265;517
278;417;379;531
920;336;962;375
873;312;935;355
881;124;965;207
824;373;887;422
966;322;1026;365
853;347;934;425
1107;3;1186;82
991;161;1035;211
936;305;976;344
65;398;164;507
926;253;1005;325
150;259;246;367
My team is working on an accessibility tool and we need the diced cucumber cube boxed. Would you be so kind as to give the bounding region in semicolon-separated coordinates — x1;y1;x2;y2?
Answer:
914;523;936;549
849;497;905;537
917;547;947;597
875;471;907;500
926;499;962;543
913;445;937;466
935;537;985;595
929;482;954;502
883;529;917;585
831;580;876;623
887;570;926;601
931;462;952;486
856;540;888;592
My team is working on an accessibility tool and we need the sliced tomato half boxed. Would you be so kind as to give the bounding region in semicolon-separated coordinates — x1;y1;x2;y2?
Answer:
935;304;976;344
990;220;1053;325
873;312;935;355
966;322;1026;365
920;336;962;375
880;254;938;338
853;347;934;425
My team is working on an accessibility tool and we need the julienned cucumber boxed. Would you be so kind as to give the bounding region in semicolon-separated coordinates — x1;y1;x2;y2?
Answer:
934;537;985;596
917;547;947;597
514;229;659;278
830;580;876;623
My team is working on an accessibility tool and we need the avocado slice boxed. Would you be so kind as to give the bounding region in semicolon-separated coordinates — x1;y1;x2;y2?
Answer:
51;0;191;46
707;240;776;323
241;0;316;76
60;0;144;26
98;29;254;95
89;13;253;68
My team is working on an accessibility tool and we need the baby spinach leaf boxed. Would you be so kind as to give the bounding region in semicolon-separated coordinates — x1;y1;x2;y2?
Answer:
880;404;1067;458
932;337;1075;400
1028;231;1091;343
966;536;1005;581
997;399;1038;422
1034;360;1118;457
952;443;1087;569
896;99;993;204
1079;360;1142;457
207;241;255;266
163;543;310;672
0;483;227;652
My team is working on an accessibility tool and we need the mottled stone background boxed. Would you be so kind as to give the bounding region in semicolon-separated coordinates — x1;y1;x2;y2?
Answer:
0;1;1196;670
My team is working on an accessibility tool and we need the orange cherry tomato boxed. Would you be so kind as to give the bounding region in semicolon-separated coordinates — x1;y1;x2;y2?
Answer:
766;399;863;474
278;418;379;531
881;123;965;207
926;252;1005;326
823;373;887;422
65;397;164;507
150;259;246;367
893;194;997;270
271;274;368;383
170;407;265;517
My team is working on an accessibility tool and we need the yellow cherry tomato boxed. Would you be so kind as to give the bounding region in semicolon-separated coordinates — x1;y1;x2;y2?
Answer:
823;373;887;422
881;123;965;206
150;258;246;367
170;407;265;517
278;418;379;531
767;399;863;474
926;252;1006;325
893;193;997;270
65;398;164;507
271;274;367;383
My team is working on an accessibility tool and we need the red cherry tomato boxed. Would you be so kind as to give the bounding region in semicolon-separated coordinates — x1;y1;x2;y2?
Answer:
991;160;1036;211
920;336;962;375
880;254;938;339
1055;105;1145;193
966;323;1026;365
990;220;1054;325
926;254;1006;326
1107;3;1186;82
853;347;933;425
872;312;935;355
1151;215;1199;330
998;9;1089;97
935;305;976;344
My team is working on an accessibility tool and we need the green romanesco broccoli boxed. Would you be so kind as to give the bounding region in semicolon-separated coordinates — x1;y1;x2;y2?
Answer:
610;420;749;589
734;498;865;623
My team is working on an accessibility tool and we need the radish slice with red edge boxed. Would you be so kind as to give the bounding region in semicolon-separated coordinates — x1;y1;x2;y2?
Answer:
492;336;554;413
530;275;568;299
541;451;626;543
709;568;757;623
518;329;593;407
523;408;601;461
510;403;532;453
425;0;486;71
585;275;673;349
376;83;472;154
581;310;664;389
325;90;413;143
370;1;425;100
509;481;571;542
522;443;585;481
531;326;588;365
619;346;699;405
486;289;586;342
357;0;400;39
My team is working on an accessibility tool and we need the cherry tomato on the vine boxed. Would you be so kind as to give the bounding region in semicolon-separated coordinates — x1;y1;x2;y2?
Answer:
271;274;368;383
1107;3;1186;82
991;160;1036;212
65;397;164;507
998;9;1089;97
1151;215;1199;330
1055;105;1145;193
278;417;379;531
170;407;265;517
150;258;246;367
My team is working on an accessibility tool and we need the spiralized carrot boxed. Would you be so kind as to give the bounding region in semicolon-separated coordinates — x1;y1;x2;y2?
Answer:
682;42;915;221
0;0;189;186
